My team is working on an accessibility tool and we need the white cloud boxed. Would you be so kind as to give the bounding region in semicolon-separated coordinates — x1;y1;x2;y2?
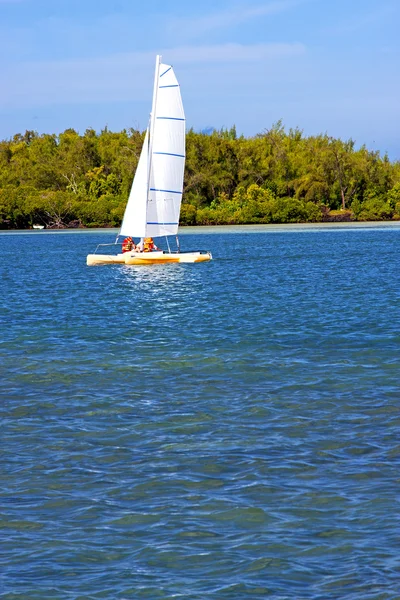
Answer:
1;43;306;109
322;3;398;36
168;42;305;63
167;0;305;39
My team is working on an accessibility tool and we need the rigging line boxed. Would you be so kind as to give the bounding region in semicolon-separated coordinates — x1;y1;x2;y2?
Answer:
159;194;171;254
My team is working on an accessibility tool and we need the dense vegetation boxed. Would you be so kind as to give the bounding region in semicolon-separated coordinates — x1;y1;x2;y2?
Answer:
1;122;399;229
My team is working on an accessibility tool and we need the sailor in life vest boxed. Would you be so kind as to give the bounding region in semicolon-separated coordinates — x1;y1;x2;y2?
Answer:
121;237;133;253
143;237;160;252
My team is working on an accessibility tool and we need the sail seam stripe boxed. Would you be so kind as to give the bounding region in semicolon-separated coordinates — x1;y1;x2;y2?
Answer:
159;85;179;88
153;152;185;158
150;188;182;194
160;66;172;77
156;117;185;121
147;221;178;225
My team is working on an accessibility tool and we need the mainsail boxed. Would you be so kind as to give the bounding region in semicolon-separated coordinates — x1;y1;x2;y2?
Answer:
119;57;185;239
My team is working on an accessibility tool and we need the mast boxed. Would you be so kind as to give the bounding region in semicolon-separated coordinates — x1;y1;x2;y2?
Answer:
146;55;161;233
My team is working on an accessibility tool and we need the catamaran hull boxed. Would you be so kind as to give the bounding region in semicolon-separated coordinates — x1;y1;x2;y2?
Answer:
86;251;212;266
86;253;126;266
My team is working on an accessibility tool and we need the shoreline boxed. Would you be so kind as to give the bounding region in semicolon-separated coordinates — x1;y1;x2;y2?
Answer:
1;221;400;235
179;221;400;234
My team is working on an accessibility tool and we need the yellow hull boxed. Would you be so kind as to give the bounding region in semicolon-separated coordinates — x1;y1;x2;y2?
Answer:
87;251;212;266
86;253;126;266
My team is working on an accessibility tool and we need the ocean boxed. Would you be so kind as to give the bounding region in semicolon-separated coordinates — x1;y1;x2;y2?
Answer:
1;224;399;599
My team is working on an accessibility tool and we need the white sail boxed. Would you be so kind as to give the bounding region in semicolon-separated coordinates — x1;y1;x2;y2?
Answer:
119;57;185;240
146;62;186;238
119;128;149;238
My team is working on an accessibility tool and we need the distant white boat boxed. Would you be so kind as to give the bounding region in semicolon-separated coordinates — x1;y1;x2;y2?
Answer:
33;225;45;230
86;55;212;266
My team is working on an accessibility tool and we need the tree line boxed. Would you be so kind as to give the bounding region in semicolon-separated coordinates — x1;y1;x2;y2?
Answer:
1;122;399;229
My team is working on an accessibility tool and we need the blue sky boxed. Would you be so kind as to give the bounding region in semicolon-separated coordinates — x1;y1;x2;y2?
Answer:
1;0;399;158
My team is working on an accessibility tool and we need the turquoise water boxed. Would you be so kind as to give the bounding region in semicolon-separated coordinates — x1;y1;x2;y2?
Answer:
1;226;399;599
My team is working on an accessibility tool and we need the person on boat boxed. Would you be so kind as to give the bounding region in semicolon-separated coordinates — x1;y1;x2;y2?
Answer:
121;237;133;252
143;237;160;252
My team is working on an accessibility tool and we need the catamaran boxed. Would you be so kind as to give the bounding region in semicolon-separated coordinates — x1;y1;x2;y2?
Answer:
86;55;212;266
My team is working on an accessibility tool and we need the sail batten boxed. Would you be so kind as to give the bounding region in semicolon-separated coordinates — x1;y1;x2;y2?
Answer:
150;188;182;194
153;152;185;157
160;66;172;77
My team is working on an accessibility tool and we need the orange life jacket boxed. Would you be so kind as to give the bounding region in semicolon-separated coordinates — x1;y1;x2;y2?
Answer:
143;237;155;252
122;237;133;252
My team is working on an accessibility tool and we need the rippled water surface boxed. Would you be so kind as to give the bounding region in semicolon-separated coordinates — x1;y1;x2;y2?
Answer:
1;226;400;599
